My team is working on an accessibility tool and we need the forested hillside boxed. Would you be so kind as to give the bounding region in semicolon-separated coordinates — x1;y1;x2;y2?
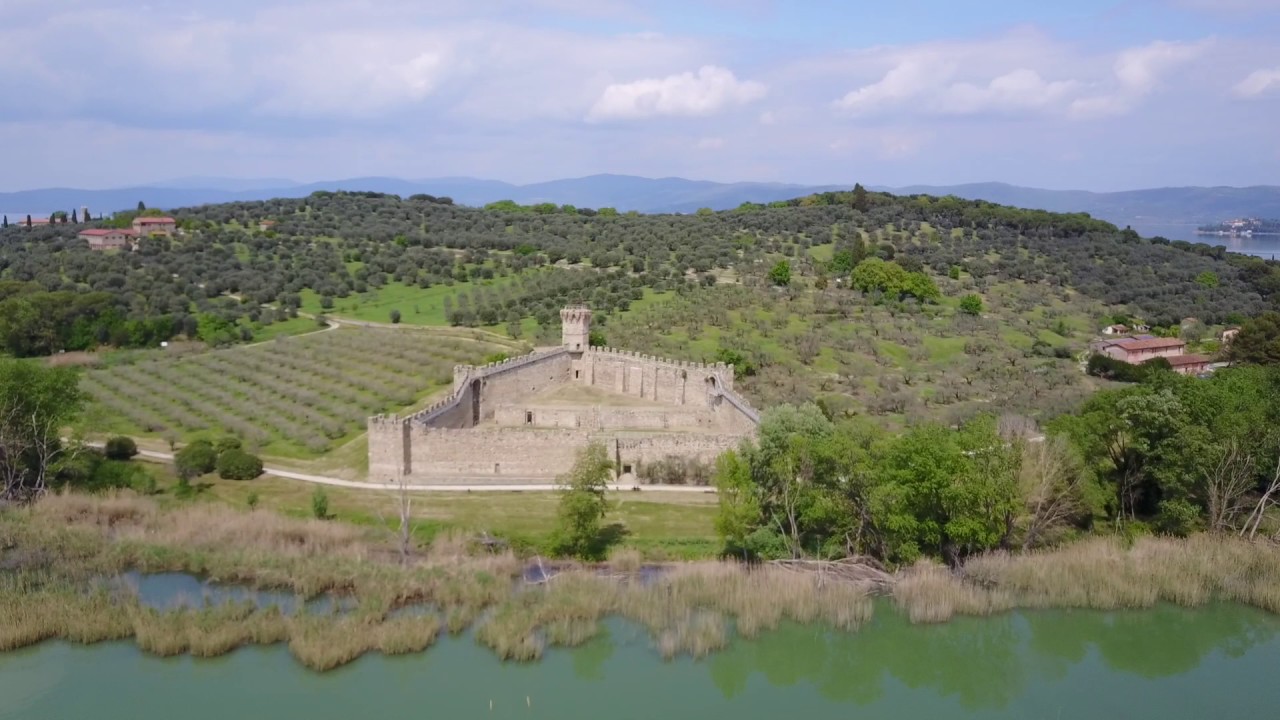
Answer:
2;187;1278;425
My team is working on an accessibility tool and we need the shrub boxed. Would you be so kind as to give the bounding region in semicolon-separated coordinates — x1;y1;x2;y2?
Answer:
638;456;713;486
311;487;330;519
213;436;242;454
216;448;264;481
174;440;217;480
246;491;260;508
1086;353;1172;383
135;472;159;496
103;435;138;460
958;294;983;316
390;309;402;324
768;260;791;287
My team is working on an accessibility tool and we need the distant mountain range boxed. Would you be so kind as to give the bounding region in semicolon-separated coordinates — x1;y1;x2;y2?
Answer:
3;175;1279;232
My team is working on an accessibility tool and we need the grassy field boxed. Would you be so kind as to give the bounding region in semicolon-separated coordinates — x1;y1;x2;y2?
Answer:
240;315;324;343
80;327;527;459
299;276;520;326
140;464;721;559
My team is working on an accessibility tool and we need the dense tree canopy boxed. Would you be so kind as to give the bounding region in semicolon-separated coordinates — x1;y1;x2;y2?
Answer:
0;188;1273;358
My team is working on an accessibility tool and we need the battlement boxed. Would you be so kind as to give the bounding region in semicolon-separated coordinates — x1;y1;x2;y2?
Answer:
409;390;467;425
472;348;568;379
560;304;591;322
368;413;406;429
585;346;735;382
716;386;761;425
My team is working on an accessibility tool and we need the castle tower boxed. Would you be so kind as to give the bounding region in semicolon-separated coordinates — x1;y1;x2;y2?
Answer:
560;304;591;352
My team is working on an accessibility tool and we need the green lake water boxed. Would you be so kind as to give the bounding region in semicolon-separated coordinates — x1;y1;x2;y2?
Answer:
2;603;1279;719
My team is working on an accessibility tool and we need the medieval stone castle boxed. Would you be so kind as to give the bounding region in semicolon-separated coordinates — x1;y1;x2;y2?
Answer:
368;305;760;483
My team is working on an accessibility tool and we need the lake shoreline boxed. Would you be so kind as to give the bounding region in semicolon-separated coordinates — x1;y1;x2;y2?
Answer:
3;492;1280;671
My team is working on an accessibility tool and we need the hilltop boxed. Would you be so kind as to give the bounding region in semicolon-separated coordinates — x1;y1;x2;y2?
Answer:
3;186;1277;450
4;175;1280;228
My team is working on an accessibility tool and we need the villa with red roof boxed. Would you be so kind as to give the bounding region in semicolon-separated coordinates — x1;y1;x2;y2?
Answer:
78;228;134;250
1096;336;1211;375
131;216;176;236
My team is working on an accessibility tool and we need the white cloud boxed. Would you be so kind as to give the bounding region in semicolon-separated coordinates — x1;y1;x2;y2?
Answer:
586;65;766;121
696;137;725;149
939;69;1078;114
834;56;954;114
1233;67;1280;97
830;33;1084;118
829;35;1218;121
1070;39;1209;118
253;34;451;117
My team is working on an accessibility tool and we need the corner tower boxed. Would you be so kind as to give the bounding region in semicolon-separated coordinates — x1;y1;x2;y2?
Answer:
560;304;591;352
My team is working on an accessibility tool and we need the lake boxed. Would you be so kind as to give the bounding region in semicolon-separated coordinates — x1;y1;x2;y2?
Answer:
2;602;1278;719
1127;222;1280;259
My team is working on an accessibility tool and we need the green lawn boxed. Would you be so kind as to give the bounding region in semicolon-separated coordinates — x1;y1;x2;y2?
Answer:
808;244;835;263
244;316;326;343
300;276;521;326
186;472;721;559
924;336;967;363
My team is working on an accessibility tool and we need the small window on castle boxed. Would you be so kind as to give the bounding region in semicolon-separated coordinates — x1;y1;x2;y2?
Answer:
574;370;580;379
576;343;581;350
525;411;533;425
622;464;633;475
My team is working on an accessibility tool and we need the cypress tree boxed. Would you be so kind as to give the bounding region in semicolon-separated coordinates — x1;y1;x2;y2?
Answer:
71;209;78;223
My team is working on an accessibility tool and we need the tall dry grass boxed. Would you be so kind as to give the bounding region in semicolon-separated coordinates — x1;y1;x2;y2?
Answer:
11;491;1280;669
895;535;1280;622
472;562;875;661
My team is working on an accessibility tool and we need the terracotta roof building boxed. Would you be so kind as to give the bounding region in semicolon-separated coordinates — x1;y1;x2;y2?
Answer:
1166;354;1212;376
1101;337;1187;365
78;228;135;250
131;216;176;236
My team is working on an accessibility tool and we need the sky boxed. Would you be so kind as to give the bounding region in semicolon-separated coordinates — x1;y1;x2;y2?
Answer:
1;0;1279;191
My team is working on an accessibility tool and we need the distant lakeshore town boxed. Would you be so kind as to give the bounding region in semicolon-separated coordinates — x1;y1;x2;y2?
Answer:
1196;218;1280;237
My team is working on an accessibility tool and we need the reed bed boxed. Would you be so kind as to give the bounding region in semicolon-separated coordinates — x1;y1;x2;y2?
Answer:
8;491;1280;670
473;563;874;661
0;571;444;671
895;535;1280;622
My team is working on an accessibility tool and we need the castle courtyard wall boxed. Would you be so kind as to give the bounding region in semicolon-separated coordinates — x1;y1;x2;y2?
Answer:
405;427;744;481
493;403;718;431
366;309;759;485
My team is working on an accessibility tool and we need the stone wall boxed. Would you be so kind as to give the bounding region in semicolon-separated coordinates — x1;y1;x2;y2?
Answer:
410;427;597;479
616;433;743;469
365;311;760;484
575;347;735;408
367;415;410;481
470;351;572;422
404;427;743;482
492;404;717;431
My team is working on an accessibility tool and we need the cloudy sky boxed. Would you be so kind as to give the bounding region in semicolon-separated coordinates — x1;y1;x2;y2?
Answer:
1;0;1278;191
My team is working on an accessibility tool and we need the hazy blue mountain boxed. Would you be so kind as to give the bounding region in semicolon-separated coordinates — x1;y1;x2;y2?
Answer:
152;176;301;191
3;176;1279;230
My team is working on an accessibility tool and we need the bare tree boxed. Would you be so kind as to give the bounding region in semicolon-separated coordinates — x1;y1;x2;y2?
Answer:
1203;442;1256;534
392;472;417;563
1018;437;1087;550
1242;452;1280;541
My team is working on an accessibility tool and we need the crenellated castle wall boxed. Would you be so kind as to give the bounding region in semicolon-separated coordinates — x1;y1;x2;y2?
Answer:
366;308;759;484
